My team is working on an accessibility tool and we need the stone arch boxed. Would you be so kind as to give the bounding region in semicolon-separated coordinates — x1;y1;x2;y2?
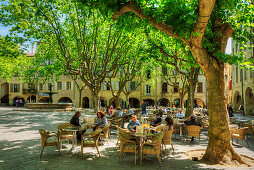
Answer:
82;97;89;108
233;91;242;112
158;98;169;107
39;97;49;103
26;95;36;103
109;97;124;108
58;97;73;103
12;96;25;106
129;98;140;108
1;82;9;104
144;99;155;107
100;97;107;108
245;87;254;115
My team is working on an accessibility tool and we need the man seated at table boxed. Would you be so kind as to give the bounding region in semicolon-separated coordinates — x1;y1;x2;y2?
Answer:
127;116;141;132
184;114;202;141
70;111;86;141
150;114;162;127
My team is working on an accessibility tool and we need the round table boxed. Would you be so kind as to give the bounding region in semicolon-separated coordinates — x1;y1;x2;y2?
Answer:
62;127;81;153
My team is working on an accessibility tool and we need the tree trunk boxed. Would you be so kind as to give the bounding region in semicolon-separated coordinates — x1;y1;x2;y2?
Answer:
201;60;246;164
115;95;120;108
125;94;129;108
179;93;184;109
93;93;99;113
185;84;195;117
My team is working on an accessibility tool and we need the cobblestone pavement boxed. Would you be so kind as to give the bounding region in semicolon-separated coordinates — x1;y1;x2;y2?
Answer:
0;107;253;170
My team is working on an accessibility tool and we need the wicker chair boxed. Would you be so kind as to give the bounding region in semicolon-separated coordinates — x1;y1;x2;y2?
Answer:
110;118;124;134
99;124;110;145
173;120;180;139
56;123;76;150
162;129;174;153
231;127;249;147
140;132;165;166
243;123;254;139
117;126;138;165
186;125;202;143
81;129;102;158
38;129;60;158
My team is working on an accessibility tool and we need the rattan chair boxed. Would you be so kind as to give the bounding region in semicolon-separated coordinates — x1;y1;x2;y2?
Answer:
186;125;202;143
117;126;138;165
243;123;254;139
110;118;124;134
140;132;165;166
99;124;110;145
39;129;60;158
231;127;249;147
56;123;76;150
81;129;102;158
162;129;174;153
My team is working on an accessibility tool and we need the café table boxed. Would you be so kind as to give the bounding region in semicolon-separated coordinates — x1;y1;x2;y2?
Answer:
130;132;153;160
178;123;185;138
237;119;249;128
62;126;82;153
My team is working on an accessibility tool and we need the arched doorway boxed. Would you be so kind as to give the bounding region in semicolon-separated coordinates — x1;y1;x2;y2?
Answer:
82;97;89;108
1;82;9;105
144;99;155;107
110;98;124;108
129;98;140;108
194;98;205;108
100;97;107;108
39;97;49;103
233;91;242;111
1;94;9;104
13;96;25;107
26;95;36;103
58;97;72;103
172;98;180;108
245;87;254;115
158;98;169;107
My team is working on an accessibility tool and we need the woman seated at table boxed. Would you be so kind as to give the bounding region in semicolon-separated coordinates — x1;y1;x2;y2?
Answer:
93;111;108;131
150;117;173;133
127;115;141;132
150;114;162;127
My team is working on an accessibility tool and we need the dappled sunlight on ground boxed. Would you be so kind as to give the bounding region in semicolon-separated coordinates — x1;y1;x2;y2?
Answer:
0;107;253;169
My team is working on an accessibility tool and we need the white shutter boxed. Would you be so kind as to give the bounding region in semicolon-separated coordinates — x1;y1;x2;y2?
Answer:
112;81;115;90
63;81;66;90
151;86;153;96
71;81;74;90
54;83;57;91
144;85;146;96
128;82;131;91
116;81;119;90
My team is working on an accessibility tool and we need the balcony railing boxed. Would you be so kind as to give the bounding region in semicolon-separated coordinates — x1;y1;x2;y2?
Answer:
23;89;38;94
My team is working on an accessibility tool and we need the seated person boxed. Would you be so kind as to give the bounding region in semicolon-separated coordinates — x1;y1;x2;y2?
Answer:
70;111;86;141
129;106;134;116
184;114;202;127
150;116;173;133
94;111;108;131
150;114;162;127
113;107;123;117
176;110;185;119
127;116;141;132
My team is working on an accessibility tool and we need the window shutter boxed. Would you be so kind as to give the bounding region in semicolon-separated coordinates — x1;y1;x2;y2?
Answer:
116;81;119;90
112;81;115;90
144;85;146;95
71;81;74;90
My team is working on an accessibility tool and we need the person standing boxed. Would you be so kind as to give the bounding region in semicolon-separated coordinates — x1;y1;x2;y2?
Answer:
141;100;147;115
